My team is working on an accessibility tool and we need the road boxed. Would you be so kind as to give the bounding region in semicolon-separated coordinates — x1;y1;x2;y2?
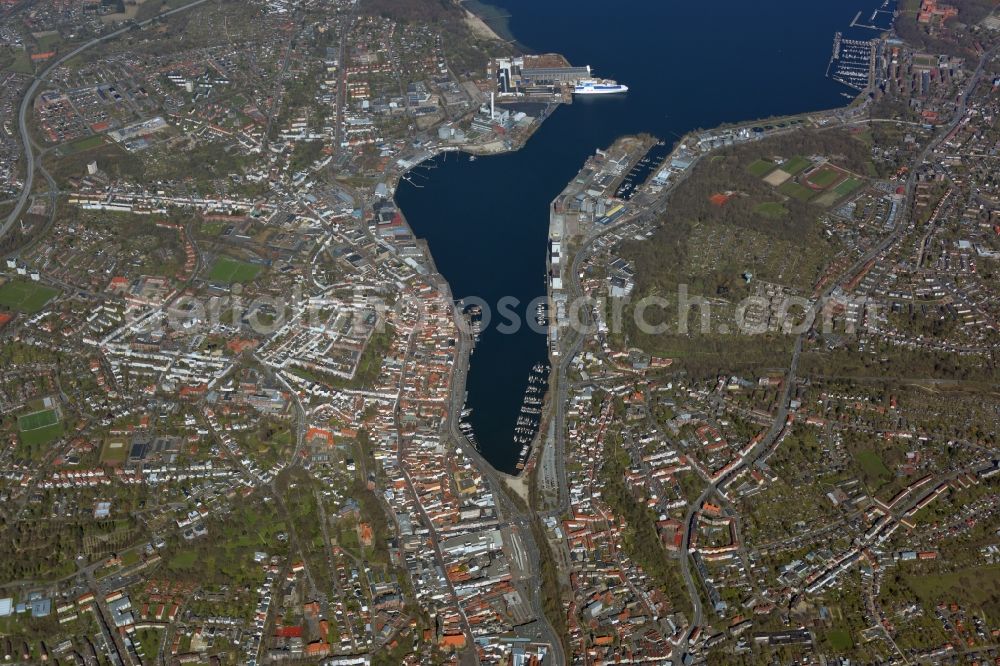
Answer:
2;0;213;242
671;42;999;660
332;16;353;155
541;44;998;663
393;303;481;665
442;297;567;666
543;114;825;518
261;10;303;148
548;159;696;517
532;141;720;663
543;166;701;663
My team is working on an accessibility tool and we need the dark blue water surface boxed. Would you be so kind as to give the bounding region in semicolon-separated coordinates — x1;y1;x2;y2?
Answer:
395;0;885;473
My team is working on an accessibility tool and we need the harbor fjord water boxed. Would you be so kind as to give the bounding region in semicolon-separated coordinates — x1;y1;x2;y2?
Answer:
395;0;888;474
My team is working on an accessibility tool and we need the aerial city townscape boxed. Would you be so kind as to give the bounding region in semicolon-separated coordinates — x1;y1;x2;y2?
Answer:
0;0;999;663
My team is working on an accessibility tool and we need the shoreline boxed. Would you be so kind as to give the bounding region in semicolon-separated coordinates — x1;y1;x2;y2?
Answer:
460;0;531;52
384;0;874;478
376;130;552;479
383;96;867;479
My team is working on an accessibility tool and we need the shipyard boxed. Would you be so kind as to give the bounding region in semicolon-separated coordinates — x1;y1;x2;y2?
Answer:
491;53;627;103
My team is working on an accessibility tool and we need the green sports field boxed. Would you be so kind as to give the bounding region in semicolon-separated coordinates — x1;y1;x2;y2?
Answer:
824;628;854;651
747;159;776;177
17;408;63;447
0;280;58;313
754;201;788;218
804;166;843;189
833;177;863;197
99;439;129;464
779;155;812;176
778;180;816;202
18;408;58;431
208;257;262;284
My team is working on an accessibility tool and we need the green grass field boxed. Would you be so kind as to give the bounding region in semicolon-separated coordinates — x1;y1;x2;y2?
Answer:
18;408;58;431
208;257;262;284
747;159;776;177
905;564;1000;617
833;177;863;197
0;280;58;313
3;50;34;74
18;408;63;447
814;192;840;207
200;220;228;236
169;551;199;569
34;34;62;52
856;449;890;483
825;628;854;651
779;155;812;176
99;439;129;464
18;422;64;447
60;134;106;155
133;628;163;662
805;166;843;189
754;201;788;218
778;180;817;202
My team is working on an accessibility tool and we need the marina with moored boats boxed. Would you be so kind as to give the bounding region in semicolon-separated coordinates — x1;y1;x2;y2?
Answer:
459;362;549;472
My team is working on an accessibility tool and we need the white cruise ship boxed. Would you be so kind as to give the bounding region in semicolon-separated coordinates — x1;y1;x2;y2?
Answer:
573;78;629;95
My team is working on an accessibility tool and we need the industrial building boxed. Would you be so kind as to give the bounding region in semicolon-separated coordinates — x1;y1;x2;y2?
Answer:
493;56;590;96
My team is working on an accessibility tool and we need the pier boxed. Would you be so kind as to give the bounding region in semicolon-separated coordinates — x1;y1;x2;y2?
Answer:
827;33;878;92
851;0;897;30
